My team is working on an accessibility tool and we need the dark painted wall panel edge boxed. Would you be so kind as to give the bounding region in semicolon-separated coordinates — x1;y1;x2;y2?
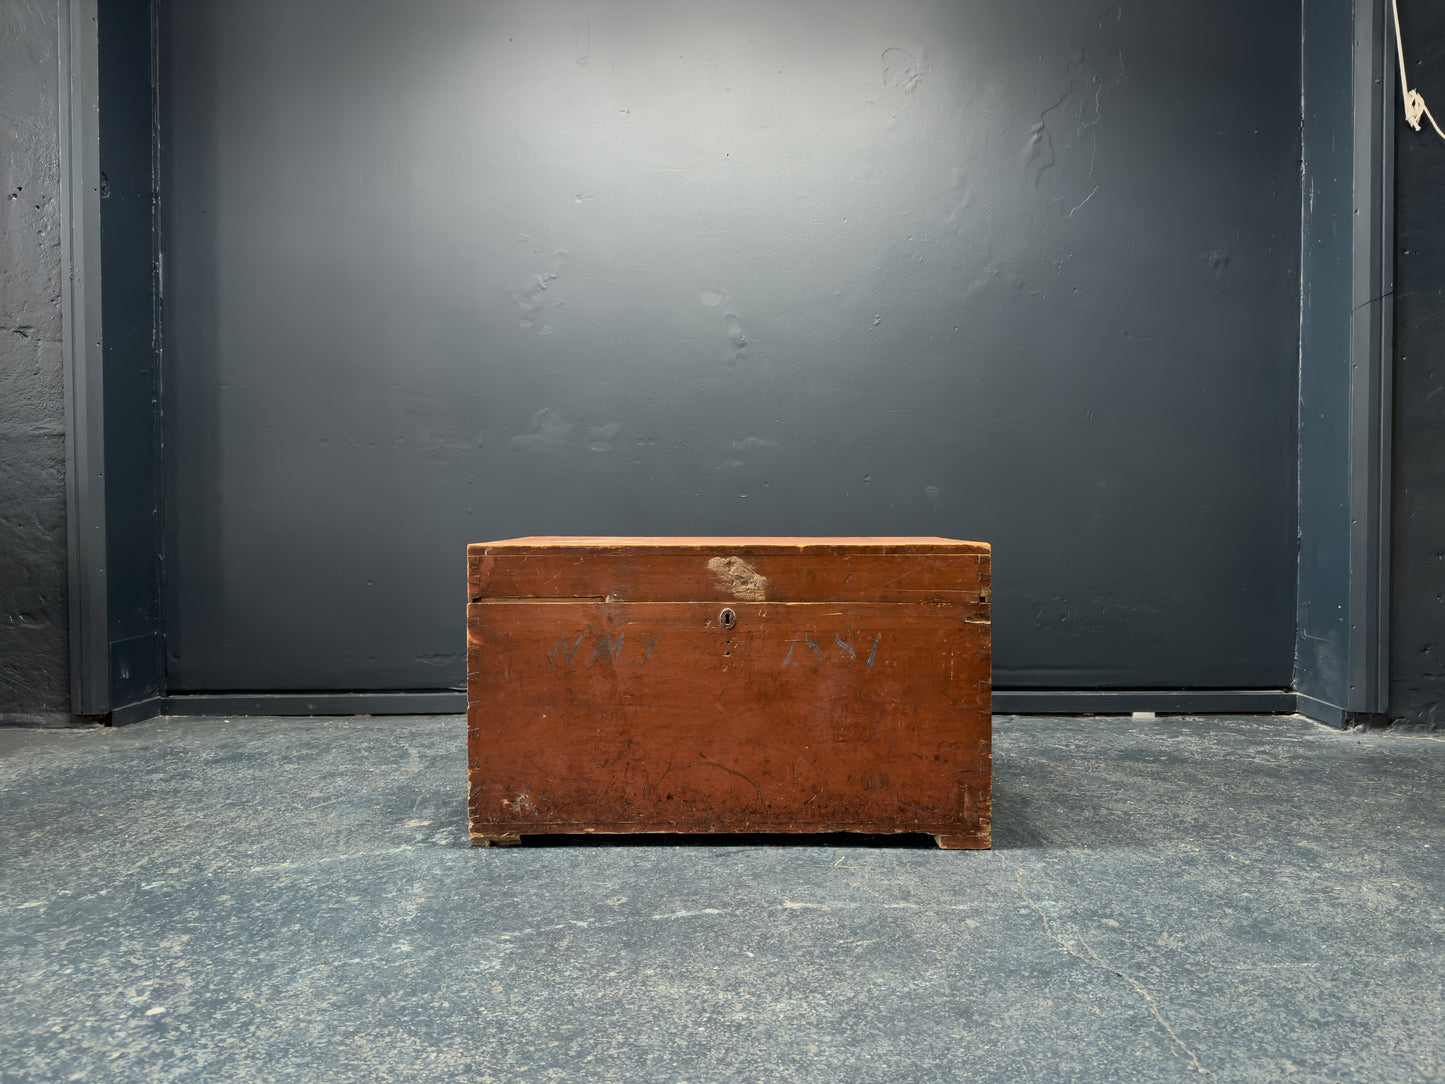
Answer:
1295;0;1353;708
98;0;165;709
1371;0;1396;714
1295;0;1395;717
1346;0;1394;712
58;0;111;715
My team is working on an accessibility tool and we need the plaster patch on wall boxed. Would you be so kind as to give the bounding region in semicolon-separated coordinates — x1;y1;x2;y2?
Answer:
722;313;748;349
587;422;621;452
882;47;924;93
509;248;568;331
509;408;573;452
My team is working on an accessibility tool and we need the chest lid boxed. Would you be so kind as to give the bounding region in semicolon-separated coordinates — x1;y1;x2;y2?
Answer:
468;536;990;606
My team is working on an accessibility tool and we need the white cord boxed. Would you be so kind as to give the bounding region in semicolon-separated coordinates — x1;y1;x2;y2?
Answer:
1393;0;1445;141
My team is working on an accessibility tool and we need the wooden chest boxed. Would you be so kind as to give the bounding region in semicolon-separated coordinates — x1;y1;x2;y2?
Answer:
466;537;991;849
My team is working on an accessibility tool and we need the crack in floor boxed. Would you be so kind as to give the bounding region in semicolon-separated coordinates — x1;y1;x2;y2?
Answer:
1000;856;1216;1082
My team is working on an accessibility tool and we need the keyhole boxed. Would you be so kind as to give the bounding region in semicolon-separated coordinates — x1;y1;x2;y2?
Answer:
719;608;737;630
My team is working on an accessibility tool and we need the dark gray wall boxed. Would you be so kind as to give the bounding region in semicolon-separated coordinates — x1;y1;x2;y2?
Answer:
161;0;1303;694
1390;0;1445;728
0;0;70;722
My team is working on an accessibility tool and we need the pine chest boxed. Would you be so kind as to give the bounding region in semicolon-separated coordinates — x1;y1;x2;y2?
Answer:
466;536;991;848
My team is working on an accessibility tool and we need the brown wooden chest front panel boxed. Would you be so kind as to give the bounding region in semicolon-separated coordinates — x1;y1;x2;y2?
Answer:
466;537;991;849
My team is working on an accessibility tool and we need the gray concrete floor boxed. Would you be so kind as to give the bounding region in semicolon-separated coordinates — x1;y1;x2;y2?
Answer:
1;714;1441;1083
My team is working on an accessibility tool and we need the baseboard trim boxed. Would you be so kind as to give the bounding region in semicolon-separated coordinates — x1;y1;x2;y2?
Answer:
992;689;1297;715
104;688;1303;724
1294;692;1349;728
109;692;467;724
0;711;106;729
171;692;469;716
109;698;168;727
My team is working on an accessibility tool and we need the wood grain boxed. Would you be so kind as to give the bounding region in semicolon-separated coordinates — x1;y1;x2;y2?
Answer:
466;538;991;849
469;540;991;609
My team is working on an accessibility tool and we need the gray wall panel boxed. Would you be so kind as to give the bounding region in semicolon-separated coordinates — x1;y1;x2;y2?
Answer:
160;0;1303;693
